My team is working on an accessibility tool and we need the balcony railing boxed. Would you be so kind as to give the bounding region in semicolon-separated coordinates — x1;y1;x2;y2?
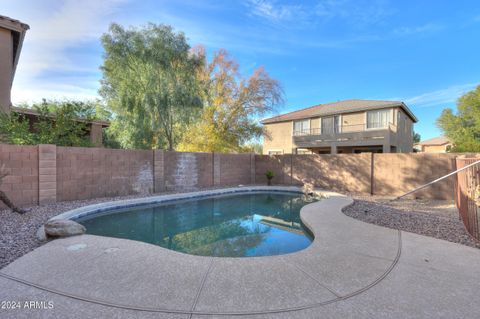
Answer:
293;122;395;136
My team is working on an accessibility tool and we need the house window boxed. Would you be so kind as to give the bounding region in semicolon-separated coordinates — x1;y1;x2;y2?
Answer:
293;119;310;135
321;115;341;134
367;109;390;129
296;148;310;154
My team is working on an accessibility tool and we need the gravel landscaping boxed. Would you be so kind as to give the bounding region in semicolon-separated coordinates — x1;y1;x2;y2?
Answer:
343;195;480;249
0;194;153;269
2;190;479;270
0;186;253;269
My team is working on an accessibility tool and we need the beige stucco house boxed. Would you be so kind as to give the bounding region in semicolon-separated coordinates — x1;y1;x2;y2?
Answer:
415;136;452;153
262;99;418;155
0;15;29;112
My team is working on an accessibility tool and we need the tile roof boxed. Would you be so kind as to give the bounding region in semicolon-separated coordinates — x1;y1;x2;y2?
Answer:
261;99;418;124
417;136;451;146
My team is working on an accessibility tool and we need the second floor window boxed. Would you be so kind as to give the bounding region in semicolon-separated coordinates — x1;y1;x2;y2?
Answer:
321;116;341;134
367;109;390;129
294;119;310;135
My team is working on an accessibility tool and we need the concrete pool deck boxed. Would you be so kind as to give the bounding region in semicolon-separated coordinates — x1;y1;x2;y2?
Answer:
1;186;480;318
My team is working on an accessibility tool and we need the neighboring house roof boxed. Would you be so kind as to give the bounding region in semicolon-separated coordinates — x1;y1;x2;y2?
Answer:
416;136;451;146
0;15;29;86
261;99;418;124
12;106;110;127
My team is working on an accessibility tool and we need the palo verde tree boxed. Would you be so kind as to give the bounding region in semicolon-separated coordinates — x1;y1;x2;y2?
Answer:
177;47;284;153
437;85;480;152
100;23;203;150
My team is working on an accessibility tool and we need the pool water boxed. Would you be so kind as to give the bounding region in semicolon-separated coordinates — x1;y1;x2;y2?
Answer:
76;192;317;257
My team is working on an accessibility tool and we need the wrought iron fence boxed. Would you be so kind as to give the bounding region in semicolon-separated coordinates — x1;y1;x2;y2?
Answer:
455;157;480;240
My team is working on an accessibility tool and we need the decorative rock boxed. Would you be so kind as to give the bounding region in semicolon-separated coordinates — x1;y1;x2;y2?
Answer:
44;219;86;238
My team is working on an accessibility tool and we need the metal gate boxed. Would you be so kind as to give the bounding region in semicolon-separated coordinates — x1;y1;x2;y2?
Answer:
455;157;480;240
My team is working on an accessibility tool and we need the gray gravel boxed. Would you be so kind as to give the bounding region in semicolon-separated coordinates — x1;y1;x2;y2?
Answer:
0;185;256;269
0;194;153;269
343;195;480;249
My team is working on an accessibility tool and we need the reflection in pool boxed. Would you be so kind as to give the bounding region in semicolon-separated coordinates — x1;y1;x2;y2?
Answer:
76;192;317;257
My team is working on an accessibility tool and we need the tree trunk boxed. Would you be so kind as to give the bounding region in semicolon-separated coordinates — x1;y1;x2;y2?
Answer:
0;189;27;214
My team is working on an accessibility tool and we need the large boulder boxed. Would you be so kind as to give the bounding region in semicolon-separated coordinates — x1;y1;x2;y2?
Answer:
44;220;86;238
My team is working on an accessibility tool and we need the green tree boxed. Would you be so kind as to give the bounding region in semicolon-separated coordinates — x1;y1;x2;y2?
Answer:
0;99;107;147
242;142;263;154
437;85;480;152
413;131;421;143
100;23;203;150
178;47;283;153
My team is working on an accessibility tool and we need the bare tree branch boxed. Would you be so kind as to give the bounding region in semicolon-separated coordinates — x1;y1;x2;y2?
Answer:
0;164;27;214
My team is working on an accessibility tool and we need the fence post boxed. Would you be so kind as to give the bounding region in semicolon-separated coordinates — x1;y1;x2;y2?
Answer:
213;152;221;186
153;150;165;193
38;144;57;205
250;153;256;185
370;152;375;195
290;154;293;185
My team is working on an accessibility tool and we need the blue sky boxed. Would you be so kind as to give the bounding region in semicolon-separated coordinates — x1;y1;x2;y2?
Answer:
3;0;480;140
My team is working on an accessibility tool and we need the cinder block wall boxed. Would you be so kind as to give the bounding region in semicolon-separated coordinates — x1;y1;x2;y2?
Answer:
373;153;457;199
291;153;372;194
163;151;214;191
0;144;38;208
255;153;457;199
255;155;293;185
0;143;463;208
217;153;253;186
56;147;153;201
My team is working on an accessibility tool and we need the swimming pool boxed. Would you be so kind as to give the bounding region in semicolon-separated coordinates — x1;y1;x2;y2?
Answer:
75;192;317;257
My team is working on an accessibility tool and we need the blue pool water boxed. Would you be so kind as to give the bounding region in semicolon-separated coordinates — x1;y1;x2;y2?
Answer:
76;192;317;257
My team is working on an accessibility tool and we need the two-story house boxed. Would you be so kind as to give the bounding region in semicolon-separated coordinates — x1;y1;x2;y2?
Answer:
262;99;418;155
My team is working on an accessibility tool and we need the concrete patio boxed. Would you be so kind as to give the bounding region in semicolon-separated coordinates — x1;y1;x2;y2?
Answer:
1;188;479;318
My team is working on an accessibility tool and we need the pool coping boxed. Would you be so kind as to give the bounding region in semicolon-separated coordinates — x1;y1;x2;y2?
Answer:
47;186;336;221
4;186;403;316
38;186;335;242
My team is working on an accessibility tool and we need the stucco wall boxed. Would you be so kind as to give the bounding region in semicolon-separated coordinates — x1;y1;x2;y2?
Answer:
263;121;293;154
263;107;414;154
422;144;450;153
341;112;365;132
0;28;12;112
394;108;414;152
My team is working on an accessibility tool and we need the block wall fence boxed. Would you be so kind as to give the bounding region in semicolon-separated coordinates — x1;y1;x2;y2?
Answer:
0;144;459;208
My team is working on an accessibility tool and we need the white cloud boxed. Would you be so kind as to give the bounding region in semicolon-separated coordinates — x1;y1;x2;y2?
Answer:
393;23;444;36
315;0;392;26
11;82;100;105
245;0;306;23
5;0;130;103
245;0;392;26
405;83;477;107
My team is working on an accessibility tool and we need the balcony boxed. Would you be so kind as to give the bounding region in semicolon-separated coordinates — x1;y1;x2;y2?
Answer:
293;123;397;148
